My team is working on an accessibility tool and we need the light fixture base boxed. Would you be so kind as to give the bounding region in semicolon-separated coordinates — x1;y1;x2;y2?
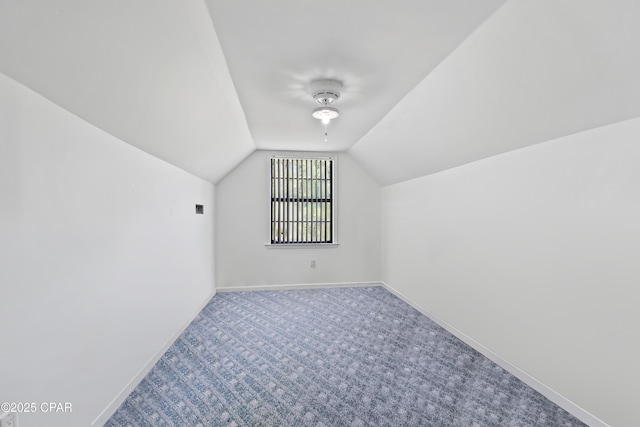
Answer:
310;79;342;105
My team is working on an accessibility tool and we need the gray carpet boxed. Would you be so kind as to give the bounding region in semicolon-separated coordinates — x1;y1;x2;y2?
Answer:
105;286;586;426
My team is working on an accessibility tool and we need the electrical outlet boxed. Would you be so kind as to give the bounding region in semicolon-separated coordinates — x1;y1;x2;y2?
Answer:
310;260;316;268
0;411;16;427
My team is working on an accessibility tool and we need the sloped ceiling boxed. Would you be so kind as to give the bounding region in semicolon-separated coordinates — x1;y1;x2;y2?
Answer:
2;1;640;185
0;0;254;183
351;0;640;185
204;0;507;153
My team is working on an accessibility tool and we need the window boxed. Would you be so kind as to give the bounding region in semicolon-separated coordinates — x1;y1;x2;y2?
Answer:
270;155;334;244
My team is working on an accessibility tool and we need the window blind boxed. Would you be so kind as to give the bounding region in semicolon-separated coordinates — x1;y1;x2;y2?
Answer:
270;157;333;244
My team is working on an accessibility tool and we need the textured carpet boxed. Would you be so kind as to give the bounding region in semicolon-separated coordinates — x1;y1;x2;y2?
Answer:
105;286;586;426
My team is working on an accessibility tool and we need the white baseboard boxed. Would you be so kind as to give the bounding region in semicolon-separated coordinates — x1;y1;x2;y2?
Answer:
91;289;217;427
217;281;384;293
381;282;609;427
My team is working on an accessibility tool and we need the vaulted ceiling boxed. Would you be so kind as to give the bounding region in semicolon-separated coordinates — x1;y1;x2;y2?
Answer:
2;0;639;185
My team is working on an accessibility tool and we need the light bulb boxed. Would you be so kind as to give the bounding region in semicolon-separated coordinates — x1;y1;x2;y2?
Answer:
321;117;331;125
312;106;339;123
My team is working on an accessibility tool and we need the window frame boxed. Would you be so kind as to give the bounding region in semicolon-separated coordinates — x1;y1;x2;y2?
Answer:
266;152;338;247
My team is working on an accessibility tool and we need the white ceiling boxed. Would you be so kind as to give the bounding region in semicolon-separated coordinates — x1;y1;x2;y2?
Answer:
352;0;640;184
205;0;506;152
2;1;640;185
0;0;254;183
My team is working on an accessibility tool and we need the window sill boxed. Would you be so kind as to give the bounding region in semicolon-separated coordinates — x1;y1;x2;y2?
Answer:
265;243;339;248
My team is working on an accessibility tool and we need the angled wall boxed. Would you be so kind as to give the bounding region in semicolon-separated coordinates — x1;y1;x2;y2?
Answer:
381;117;640;426
215;151;381;288
0;74;215;427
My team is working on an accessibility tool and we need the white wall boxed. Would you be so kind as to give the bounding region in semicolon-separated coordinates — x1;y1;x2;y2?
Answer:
0;74;216;427
382;117;640;427
215;151;381;288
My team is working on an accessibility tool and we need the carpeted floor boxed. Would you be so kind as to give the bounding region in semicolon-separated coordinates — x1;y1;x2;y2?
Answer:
105;286;586;426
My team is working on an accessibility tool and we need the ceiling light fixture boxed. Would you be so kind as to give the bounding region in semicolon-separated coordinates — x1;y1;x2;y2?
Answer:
312;105;339;125
310;79;342;142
